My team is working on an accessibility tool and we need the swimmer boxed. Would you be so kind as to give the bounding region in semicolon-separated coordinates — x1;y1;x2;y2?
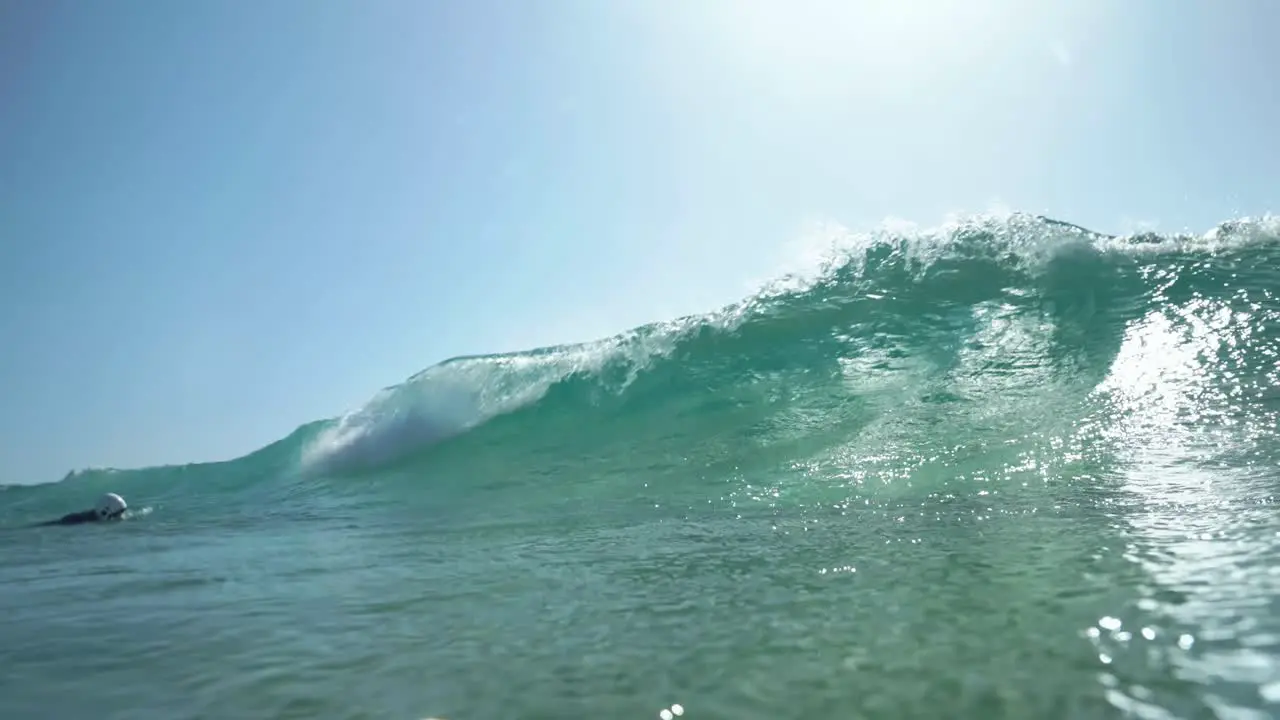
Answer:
37;492;128;526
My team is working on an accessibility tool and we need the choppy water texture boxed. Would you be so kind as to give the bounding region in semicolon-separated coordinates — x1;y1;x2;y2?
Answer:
4;213;1280;720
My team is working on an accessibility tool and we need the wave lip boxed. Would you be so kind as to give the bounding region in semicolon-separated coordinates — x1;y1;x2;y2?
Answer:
295;317;713;476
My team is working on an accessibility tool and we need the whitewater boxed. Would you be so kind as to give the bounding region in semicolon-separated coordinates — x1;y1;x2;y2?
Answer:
2;212;1279;719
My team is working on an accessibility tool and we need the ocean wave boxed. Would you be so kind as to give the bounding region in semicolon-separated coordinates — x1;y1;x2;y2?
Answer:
276;212;1276;479
12;212;1280;502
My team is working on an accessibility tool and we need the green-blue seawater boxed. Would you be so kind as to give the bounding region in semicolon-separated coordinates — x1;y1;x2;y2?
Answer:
3;214;1279;719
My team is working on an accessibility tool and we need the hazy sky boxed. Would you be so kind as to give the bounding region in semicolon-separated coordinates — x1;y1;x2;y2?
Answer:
1;0;1276;483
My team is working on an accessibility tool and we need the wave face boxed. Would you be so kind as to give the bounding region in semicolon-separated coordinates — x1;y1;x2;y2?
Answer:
4;212;1280;719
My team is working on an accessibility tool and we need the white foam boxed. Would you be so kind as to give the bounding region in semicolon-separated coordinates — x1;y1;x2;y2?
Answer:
297;318;716;475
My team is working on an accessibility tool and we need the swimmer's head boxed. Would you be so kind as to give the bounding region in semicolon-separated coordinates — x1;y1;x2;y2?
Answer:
95;493;127;520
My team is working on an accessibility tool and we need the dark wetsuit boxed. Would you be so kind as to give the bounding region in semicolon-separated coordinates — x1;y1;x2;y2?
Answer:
38;510;101;526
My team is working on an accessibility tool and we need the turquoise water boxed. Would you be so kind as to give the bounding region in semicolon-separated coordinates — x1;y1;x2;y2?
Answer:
3;213;1280;719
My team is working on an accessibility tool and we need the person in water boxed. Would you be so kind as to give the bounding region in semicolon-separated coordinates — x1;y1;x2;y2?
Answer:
39;492;128;526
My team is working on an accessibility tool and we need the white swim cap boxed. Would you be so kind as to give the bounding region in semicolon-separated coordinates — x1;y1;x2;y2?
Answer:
95;492;127;519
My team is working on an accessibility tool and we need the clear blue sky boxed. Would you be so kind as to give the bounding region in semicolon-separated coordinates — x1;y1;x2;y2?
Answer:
1;0;1276;484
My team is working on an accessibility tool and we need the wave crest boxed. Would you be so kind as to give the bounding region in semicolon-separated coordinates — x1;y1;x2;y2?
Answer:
294;212;1280;477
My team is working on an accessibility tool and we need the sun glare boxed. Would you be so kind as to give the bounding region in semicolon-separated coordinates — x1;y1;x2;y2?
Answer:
695;0;1020;99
